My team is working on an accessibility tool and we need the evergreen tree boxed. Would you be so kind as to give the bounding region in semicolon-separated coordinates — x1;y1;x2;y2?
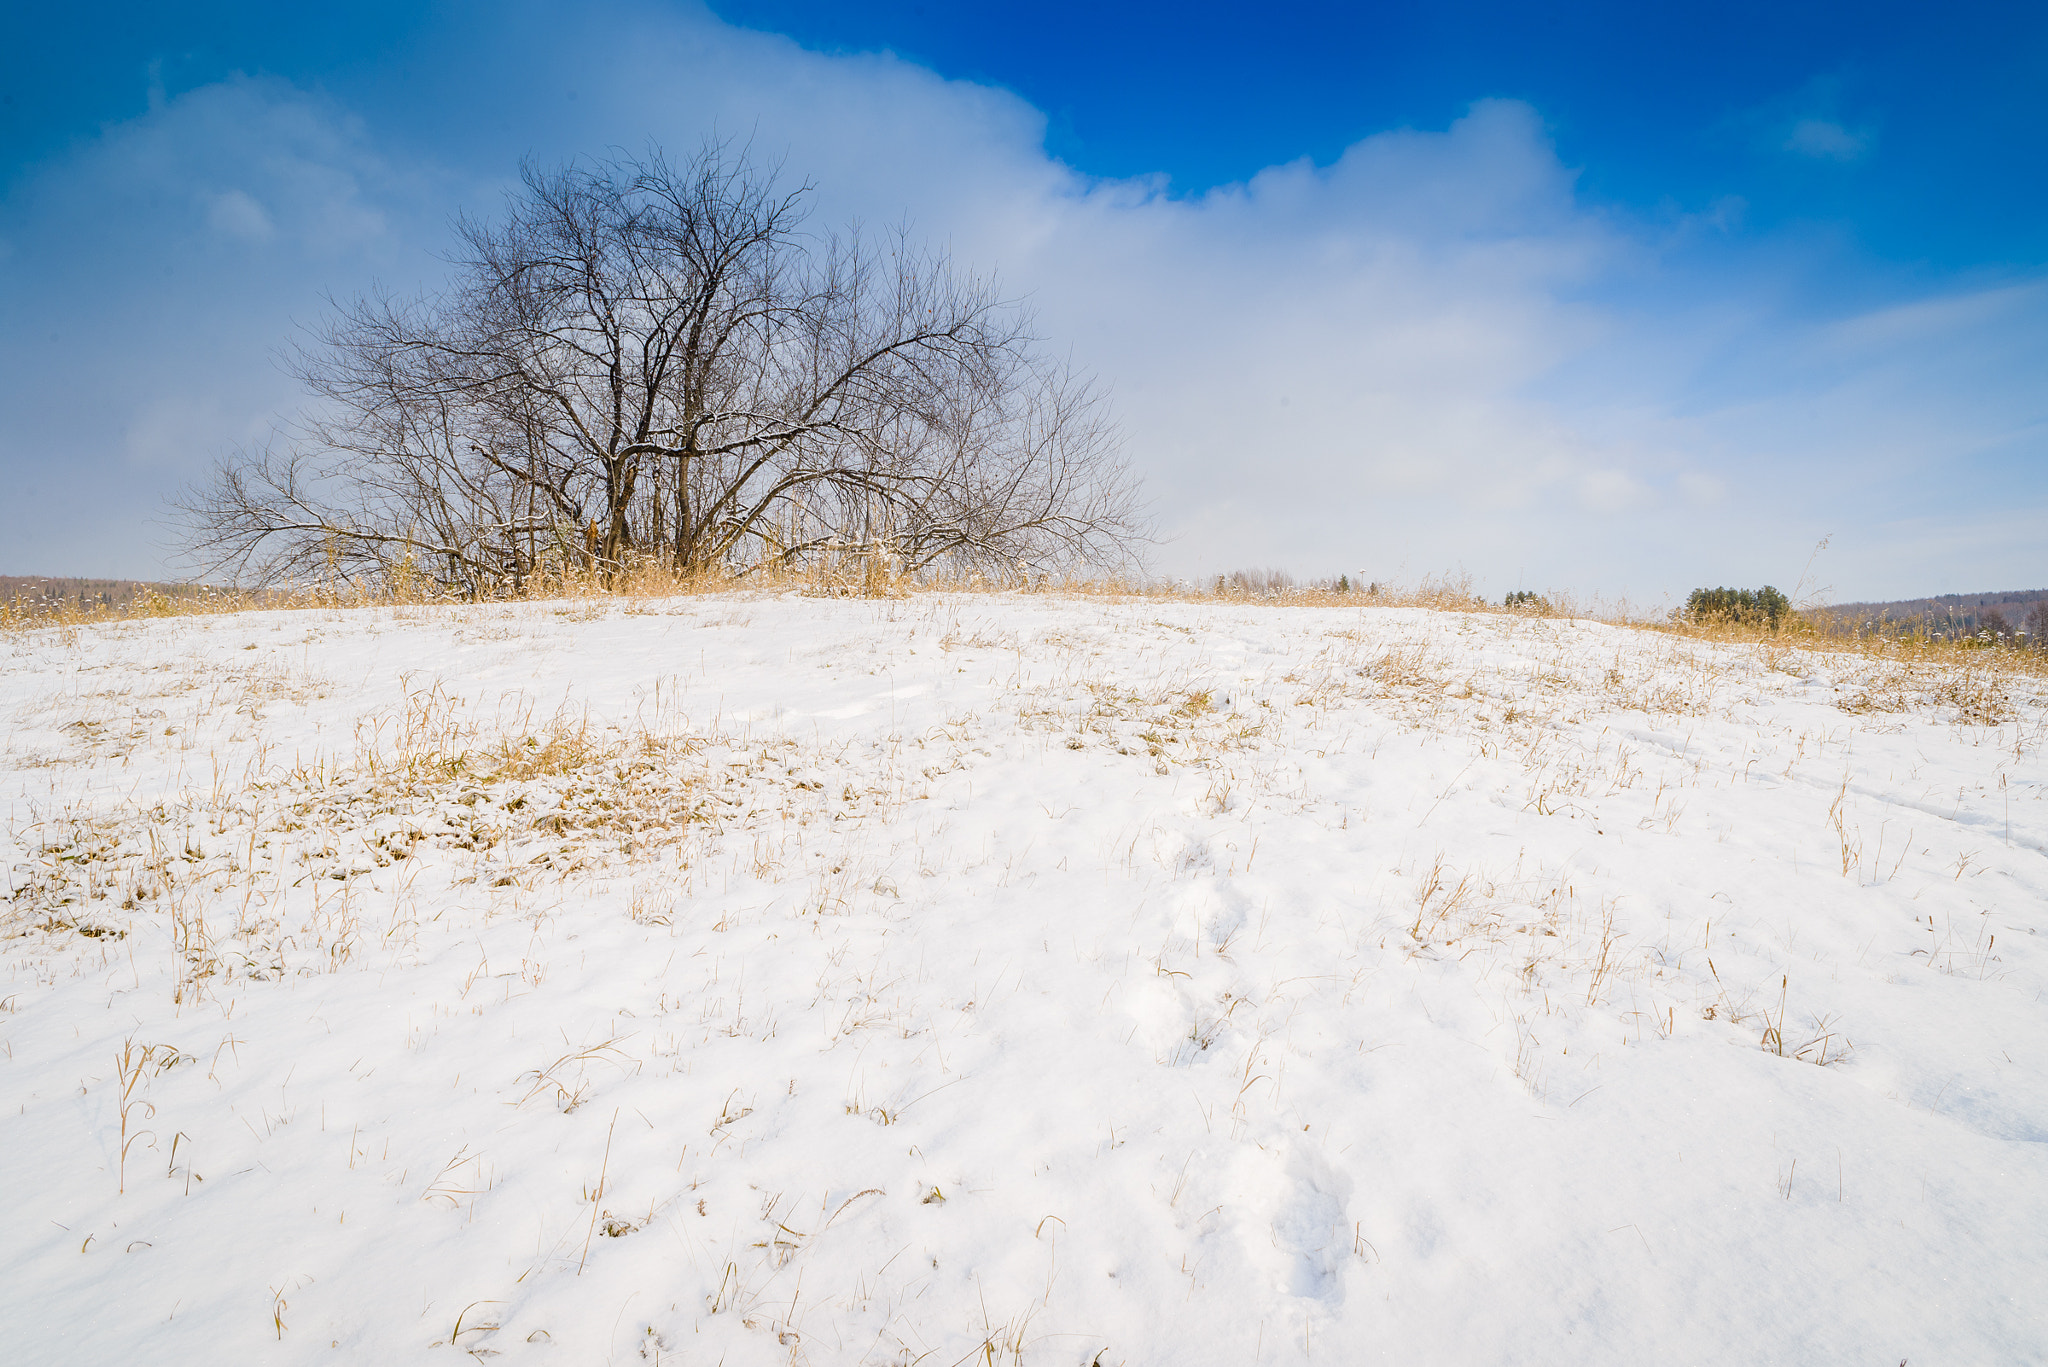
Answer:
1685;585;1790;628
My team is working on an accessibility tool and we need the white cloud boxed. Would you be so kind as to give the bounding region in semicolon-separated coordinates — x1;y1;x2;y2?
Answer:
123;393;274;467
0;77;434;575
1677;471;1726;507
1003;102;1631;547
1577;469;1650;513
1819;280;2044;354
1783;118;1871;162
205;189;274;241
5;76;402;262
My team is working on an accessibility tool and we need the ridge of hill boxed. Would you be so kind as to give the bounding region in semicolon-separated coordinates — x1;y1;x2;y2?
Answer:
0;575;194;614
1813;586;2047;636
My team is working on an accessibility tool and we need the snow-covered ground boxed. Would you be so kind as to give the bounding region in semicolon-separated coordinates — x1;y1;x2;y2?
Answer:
3;592;2044;1365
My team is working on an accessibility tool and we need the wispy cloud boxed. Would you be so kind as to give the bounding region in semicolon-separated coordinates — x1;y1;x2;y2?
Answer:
1783;117;1872;162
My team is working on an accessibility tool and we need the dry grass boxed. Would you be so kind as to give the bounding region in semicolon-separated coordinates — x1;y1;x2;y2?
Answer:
0;559;737;632
18;560;2040;721
1646;609;2048;686
7;571;2025;1119
1;672;936;1006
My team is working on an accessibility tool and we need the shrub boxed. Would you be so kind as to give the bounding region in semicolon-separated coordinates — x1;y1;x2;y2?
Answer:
1685;585;1790;629
1503;590;1550;613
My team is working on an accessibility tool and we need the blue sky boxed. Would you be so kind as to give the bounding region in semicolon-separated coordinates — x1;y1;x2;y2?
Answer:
714;0;2048;269
2;1;2043;601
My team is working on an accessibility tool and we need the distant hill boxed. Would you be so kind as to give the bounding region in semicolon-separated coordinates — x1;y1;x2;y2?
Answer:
0;575;199;617
1808;587;2048;640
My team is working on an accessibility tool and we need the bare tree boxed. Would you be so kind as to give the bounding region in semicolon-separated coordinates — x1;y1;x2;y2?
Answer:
178;145;1146;592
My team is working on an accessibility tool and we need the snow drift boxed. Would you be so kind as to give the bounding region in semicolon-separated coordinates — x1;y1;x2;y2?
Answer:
2;592;2043;1364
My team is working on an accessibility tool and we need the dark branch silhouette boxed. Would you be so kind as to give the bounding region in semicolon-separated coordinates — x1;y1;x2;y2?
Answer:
177;143;1147;592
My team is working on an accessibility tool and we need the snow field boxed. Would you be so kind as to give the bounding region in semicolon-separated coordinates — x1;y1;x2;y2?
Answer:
2;592;2045;1365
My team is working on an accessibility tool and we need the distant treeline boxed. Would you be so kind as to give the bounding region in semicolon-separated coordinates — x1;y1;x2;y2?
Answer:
1807;588;2048;643
0;576;198;616
0;576;271;625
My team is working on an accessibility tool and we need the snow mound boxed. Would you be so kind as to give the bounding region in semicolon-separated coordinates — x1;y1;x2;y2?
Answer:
3;593;2044;1364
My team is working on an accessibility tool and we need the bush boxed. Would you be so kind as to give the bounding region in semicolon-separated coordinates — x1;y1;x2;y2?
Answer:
1503;590;1550;613
1684;585;1791;629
